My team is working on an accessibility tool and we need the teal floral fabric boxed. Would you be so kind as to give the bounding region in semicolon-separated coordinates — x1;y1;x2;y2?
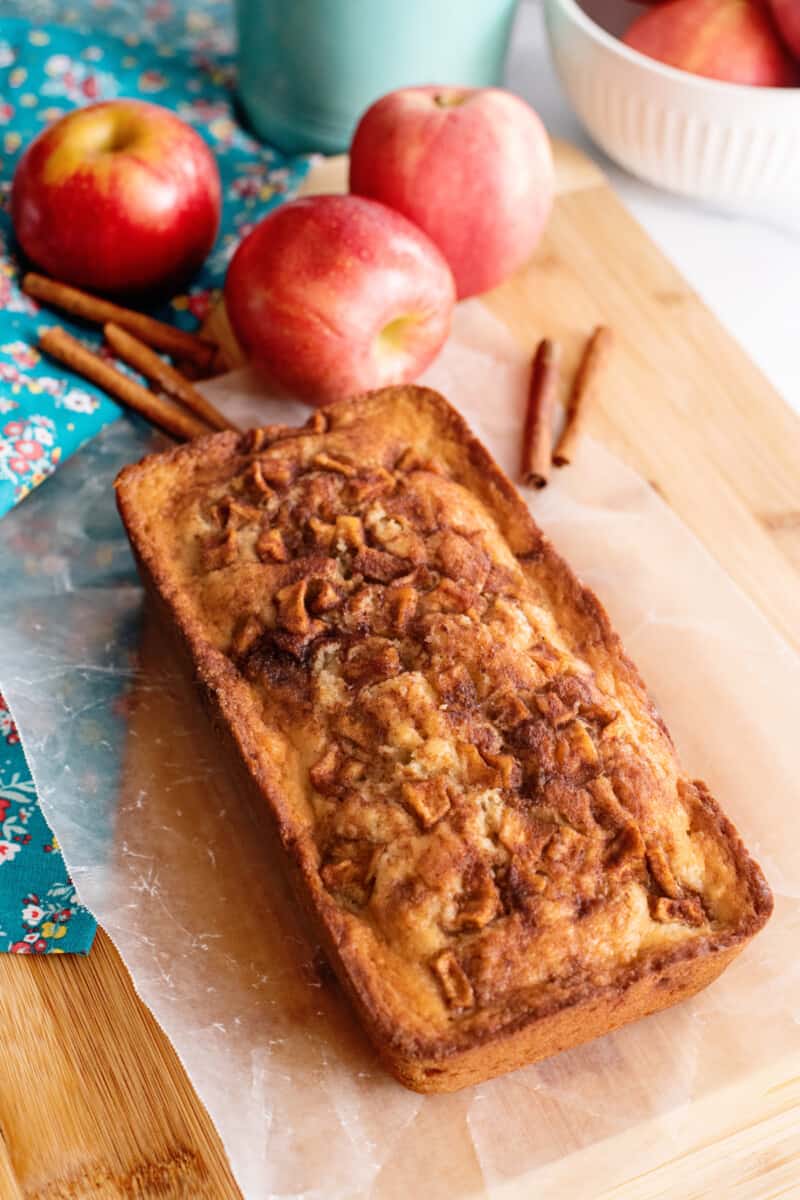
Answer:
0;0;311;952
0;11;309;513
0;690;97;952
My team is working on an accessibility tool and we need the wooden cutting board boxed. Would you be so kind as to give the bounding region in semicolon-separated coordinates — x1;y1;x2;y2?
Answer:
1;141;799;1200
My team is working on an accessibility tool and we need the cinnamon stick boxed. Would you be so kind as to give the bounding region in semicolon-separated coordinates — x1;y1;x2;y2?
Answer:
104;322;237;433
553;325;614;467
39;327;212;442
520;338;560;489
24;273;217;371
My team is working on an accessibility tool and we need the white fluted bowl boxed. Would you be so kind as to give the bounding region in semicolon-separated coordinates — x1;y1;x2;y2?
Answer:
544;0;800;217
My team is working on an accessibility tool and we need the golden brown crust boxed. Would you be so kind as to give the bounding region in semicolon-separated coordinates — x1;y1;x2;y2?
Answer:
115;386;772;1092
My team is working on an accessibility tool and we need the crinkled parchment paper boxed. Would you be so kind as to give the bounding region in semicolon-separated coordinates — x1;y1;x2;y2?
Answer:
0;302;798;1199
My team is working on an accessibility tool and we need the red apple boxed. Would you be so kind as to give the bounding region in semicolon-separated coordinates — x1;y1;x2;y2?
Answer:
11;100;221;295
622;0;797;86
349;86;554;300
769;0;800;58
224;194;455;405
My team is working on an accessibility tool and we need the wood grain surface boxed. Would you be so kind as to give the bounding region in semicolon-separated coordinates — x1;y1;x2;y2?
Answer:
0;141;798;1199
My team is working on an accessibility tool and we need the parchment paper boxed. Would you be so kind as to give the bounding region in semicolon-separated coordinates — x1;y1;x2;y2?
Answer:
0;302;798;1199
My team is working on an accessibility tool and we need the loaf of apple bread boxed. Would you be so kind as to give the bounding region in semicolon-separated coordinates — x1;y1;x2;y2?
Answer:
115;386;772;1092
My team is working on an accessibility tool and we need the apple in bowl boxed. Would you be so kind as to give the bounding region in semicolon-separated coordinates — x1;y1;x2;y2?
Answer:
224;194;456;405
349;86;554;300
622;0;797;86
769;0;800;60
11;99;221;295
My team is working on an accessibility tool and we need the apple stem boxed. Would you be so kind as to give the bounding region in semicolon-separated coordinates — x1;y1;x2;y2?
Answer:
433;91;469;108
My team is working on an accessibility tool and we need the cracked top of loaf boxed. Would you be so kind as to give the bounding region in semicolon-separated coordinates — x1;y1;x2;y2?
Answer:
116;387;771;1057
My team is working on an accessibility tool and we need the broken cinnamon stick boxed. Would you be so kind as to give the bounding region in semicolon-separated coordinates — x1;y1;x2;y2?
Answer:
104;322;237;433
24;273;217;371
520;338;560;489
553;325;614;467
39;326;212;442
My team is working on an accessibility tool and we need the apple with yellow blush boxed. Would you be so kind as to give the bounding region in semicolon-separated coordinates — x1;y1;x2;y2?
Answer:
11;99;221;295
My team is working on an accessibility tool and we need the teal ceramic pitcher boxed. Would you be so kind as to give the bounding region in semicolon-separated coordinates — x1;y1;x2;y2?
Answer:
235;0;521;153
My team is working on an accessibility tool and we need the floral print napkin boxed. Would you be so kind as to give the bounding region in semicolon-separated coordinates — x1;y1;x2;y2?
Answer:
0;0;311;952
0;9;309;514
0;691;97;952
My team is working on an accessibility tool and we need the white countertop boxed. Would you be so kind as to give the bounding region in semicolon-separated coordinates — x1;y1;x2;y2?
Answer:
508;1;800;415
